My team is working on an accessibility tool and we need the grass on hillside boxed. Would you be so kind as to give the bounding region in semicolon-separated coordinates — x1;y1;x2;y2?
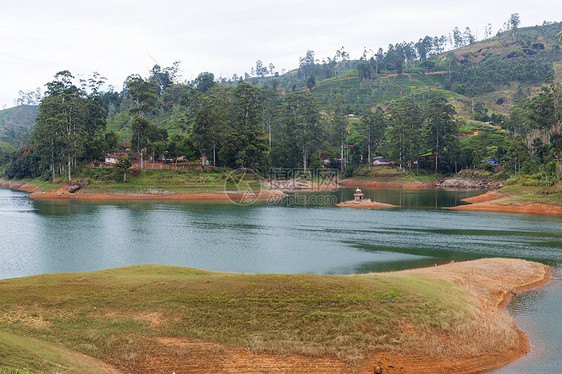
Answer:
0;265;475;373
350;165;437;182
0;330;113;374
0;142;15;153
494;177;562;205
2;168;264;196
73;168;262;195
311;69;446;112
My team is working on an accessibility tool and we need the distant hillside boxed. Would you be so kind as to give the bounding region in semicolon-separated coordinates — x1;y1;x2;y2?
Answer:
304;70;449;113
270;22;561;117
0;105;39;130
1;21;561;147
0;105;38;149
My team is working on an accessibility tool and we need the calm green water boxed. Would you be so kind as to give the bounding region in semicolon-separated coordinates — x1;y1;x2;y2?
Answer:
0;187;561;372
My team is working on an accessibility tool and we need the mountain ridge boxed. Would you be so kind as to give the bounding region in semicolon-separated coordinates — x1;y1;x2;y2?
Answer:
0;21;560;149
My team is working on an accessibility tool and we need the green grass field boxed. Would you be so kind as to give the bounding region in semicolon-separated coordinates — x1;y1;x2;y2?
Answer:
0;265;473;372
495;181;562;205
15;168;262;195
81;168;237;194
349;165;437;183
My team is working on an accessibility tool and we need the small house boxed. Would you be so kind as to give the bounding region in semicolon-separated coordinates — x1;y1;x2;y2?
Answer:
373;157;392;166
104;150;130;165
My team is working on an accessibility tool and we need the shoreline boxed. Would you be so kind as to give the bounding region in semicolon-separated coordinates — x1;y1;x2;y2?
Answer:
56;190;562;215
451;191;562;216
0;259;551;373
3;178;561;216
336;200;397;209
361;259;551;374
0;179;284;202
339;178;435;189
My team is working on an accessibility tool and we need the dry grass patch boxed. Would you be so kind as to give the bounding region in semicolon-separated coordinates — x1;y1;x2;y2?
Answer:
0;259;550;373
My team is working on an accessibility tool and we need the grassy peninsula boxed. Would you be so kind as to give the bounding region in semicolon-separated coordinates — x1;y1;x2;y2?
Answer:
0;168;277;201
0;259;550;373
449;172;562;215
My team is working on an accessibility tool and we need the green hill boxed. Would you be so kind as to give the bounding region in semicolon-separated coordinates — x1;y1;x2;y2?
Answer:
0;105;38;149
0;105;39;130
297;22;560;117
1;22;561;147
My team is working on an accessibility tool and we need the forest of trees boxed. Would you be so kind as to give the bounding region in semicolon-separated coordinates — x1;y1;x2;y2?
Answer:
0;16;560;183
239;14;561;95
1;62;559;183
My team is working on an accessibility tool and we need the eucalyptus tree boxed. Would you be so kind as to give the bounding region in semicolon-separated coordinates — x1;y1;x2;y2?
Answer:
192;94;229;166
193;72;215;93
254;60;268;77
527;82;562;160
387;98;424;170
415;37;431;61
506;136;530;173
463;27;475;45
425;97;457;172
359;106;386;166
261;88;282;152
125;74;159;168
148;62;180;94
508;13;521;33
282;91;320;171
219;83;268;169
83;72;108;161
331;94;348;171
125;74;158;117
299;50;316;80
356;60;372;80
452;27;463;48
33;71;88;182
484;23;493;39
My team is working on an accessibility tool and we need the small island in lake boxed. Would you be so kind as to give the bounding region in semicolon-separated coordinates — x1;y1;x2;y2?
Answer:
336;188;397;209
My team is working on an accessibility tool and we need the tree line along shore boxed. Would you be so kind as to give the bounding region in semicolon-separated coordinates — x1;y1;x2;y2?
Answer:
1;21;561;194
1;165;560;216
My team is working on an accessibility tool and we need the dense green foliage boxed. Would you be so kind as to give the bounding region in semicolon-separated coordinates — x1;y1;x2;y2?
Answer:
453;54;553;96
0;21;561;182
31;71;108;181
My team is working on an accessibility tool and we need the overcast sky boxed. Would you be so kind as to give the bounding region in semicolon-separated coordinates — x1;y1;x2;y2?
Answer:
1;0;561;108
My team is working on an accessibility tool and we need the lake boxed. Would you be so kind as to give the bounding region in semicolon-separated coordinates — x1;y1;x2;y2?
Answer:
1;186;561;372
